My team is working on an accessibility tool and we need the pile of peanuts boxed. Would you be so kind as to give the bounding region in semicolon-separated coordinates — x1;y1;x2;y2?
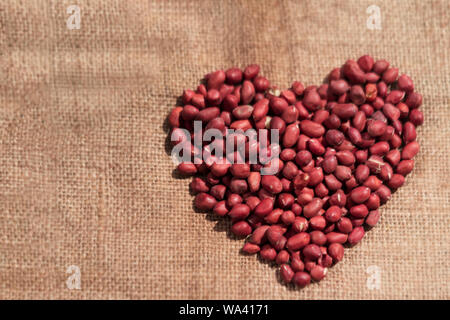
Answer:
168;55;423;287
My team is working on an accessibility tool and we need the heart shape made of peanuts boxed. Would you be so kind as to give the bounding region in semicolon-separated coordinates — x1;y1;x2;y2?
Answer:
167;55;423;287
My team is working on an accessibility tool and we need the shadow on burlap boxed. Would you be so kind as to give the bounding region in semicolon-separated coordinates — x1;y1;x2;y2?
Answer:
0;0;449;299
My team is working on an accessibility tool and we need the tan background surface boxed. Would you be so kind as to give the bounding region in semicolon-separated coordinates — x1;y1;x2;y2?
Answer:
0;0;449;299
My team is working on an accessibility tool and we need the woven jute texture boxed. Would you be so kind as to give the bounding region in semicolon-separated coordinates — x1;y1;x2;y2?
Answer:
1;0;449;300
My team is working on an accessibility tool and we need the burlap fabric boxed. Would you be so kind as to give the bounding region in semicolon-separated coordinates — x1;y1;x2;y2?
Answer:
0;0;449;300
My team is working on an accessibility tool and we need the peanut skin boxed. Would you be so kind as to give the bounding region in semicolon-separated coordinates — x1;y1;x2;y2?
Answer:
169;58;422;288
